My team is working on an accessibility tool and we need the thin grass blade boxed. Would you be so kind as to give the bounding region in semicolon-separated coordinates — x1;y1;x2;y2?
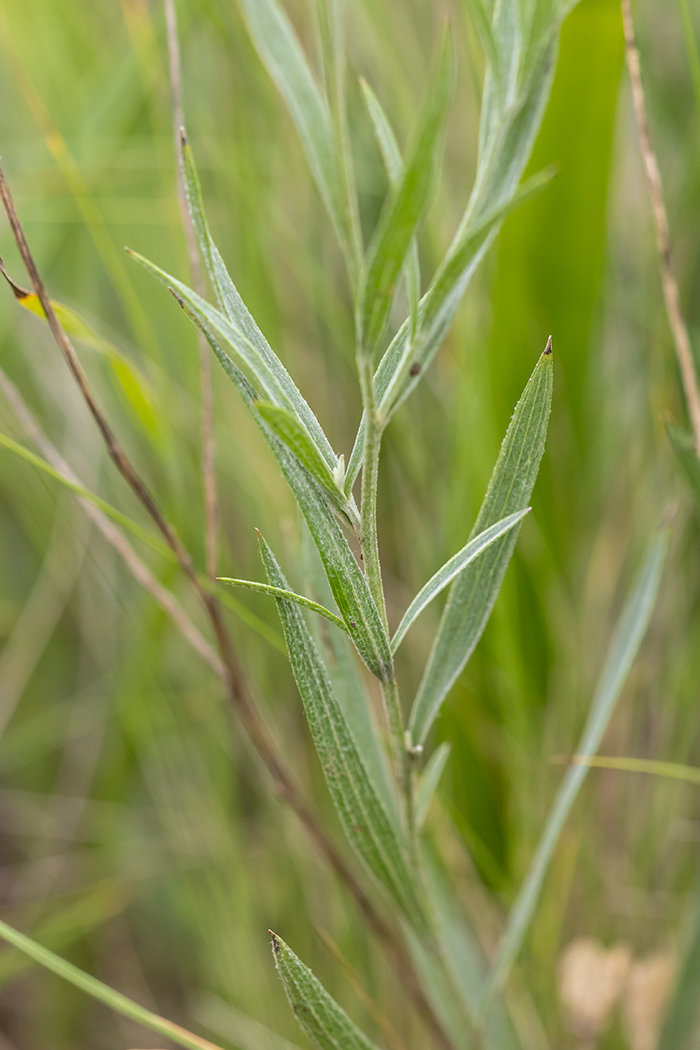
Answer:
658;880;700;1049
481;532;668;1009
360;78;421;335
238;0;350;257
359;27;453;358
392;508;530;653
409;344;553;747
259;534;427;928
217;576;347;632
0;918;225;1050
667;423;700;510
270;932;381;1050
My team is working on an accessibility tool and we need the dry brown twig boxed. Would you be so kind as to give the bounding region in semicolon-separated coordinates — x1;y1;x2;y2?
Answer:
164;0;218;579
621;0;700;457
0;166;454;1050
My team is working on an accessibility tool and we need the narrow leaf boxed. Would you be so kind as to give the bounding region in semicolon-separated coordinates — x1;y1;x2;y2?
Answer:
259;534;427;928
409;344;553;747
169;304;392;680
459;0;500;80
270;932;381;1050
238;0;349;255
0;918;225;1050
178;136;340;475
415;743;451;828
0;431;171;558
254;401;356;526
217;575;347;632
360;79;421;334
481;532;668;1008
392;508;530;652
359;27;453;357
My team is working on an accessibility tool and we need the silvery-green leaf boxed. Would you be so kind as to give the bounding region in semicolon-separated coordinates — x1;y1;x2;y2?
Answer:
238;0;351;260
259;536;427;928
300;524;399;825
360;78;421;336
459;0;501;82
172;304;391;679
270;933;381;1050
358;27;453;359
409;344;553;747
344;168;553;494
254;401;357;527
415;743;451;829
137;144;340;476
217;576;347;632
481;532;668;1009
391;508;530;653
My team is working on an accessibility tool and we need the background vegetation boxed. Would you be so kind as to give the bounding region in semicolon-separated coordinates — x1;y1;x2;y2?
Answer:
0;0;699;1046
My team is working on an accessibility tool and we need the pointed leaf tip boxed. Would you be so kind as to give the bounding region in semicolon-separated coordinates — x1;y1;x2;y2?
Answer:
544;335;552;355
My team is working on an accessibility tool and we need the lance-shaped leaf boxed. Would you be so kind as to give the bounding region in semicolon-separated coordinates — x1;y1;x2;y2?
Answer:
391;508;530;653
254;401;355;526
238;0;350;257
358;27;454;359
259;535;427;929
481;533;668;1008
178;135;341;478
409;343;553;747
270;933;381;1050
344;169;553;494
166;302;392;680
360;79;421;336
217;576;347;632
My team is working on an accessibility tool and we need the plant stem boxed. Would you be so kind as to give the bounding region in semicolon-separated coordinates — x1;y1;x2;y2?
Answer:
358;356;416;843
622;0;700;457
0;166;456;1050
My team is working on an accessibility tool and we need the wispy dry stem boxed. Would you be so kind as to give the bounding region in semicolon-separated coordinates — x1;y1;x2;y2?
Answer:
0;168;454;1050
164;0;218;578
0;366;224;679
622;0;700;457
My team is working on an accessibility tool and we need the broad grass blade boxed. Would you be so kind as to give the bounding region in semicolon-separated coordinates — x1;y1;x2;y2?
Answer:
238;0;350;257
391;508;530;653
359;28;453;358
658;882;700;1049
481;532;668;1008
415;743;451;828
259;535;427;928
360;79;421;335
172;305;391;679
667;423;700;510
270;932;381;1050
217;575;347;631
0;918;225;1050
409;345;553;747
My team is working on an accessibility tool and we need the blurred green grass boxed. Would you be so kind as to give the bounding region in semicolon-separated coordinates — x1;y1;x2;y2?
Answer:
0;0;699;1046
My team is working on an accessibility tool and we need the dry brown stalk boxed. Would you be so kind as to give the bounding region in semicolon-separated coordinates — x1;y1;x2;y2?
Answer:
0;167;454;1050
621;0;700;457
164;0;218;579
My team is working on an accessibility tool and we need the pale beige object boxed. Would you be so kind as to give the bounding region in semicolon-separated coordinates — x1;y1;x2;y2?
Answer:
622;952;676;1050
559;938;631;1041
